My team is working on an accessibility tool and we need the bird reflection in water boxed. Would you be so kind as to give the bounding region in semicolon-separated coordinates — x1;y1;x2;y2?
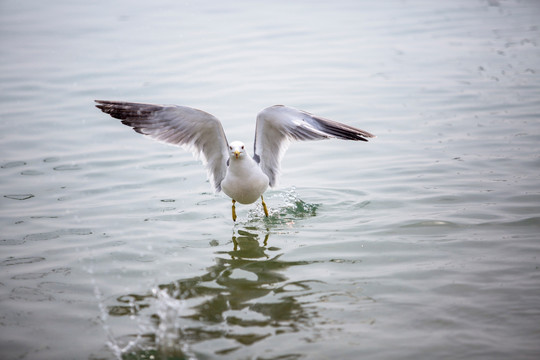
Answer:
107;227;319;359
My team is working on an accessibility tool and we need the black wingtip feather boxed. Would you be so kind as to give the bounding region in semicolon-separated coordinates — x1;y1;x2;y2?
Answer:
316;119;374;142
94;100;163;123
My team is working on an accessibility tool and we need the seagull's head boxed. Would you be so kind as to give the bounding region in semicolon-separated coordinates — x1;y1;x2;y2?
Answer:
229;141;246;160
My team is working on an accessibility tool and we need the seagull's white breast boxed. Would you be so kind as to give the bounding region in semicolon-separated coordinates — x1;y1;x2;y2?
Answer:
221;156;269;204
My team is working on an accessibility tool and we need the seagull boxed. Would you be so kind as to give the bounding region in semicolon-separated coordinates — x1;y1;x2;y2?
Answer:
95;101;374;221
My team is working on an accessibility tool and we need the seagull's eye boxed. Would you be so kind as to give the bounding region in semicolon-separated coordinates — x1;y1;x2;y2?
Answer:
241;145;244;149
229;146;232;150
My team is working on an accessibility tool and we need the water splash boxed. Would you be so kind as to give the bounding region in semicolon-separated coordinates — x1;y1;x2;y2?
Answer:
152;287;196;360
279;187;319;218
93;278;197;359
92;279;143;360
247;187;319;223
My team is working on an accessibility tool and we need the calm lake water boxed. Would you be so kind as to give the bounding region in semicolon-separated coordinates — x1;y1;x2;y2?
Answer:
1;0;539;359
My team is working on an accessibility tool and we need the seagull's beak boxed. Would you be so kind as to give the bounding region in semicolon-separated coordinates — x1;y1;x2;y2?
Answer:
234;150;240;159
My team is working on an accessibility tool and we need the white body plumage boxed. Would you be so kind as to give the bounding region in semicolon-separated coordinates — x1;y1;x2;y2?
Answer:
221;141;269;204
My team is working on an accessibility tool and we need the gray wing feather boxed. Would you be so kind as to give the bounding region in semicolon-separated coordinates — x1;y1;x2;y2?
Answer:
95;100;229;192
254;105;374;187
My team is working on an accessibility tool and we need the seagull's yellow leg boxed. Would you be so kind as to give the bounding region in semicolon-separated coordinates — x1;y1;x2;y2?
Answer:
232;199;237;222
261;196;269;217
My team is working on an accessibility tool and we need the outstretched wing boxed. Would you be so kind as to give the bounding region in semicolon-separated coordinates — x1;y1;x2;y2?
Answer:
95;100;229;192
254;105;375;187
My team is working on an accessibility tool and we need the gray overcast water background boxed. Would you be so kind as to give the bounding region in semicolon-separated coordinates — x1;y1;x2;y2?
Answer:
1;0;539;359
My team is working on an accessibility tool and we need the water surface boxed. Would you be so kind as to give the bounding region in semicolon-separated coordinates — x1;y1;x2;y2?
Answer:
1;0;539;359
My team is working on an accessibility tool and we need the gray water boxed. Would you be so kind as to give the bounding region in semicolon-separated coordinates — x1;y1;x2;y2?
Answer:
1;0;540;359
